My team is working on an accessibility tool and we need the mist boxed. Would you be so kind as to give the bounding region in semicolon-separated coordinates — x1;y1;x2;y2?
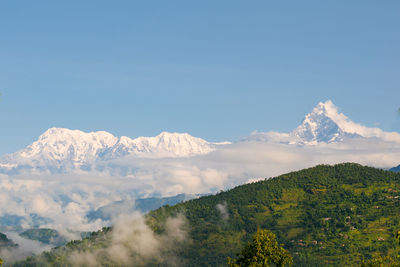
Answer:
68;213;189;266
0;232;52;262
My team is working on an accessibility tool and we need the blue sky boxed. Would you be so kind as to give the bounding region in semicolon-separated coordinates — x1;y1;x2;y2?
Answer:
0;1;399;154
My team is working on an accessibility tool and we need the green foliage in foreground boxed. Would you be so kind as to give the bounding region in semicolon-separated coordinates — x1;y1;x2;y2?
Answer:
361;254;400;267
227;229;292;267
13;163;400;266
360;232;400;267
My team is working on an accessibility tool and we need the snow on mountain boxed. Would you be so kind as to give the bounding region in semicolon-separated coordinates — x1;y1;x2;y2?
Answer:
290;101;361;144
99;132;217;159
248;100;400;144
1;128;118;170
0;128;224;173
2;100;399;175
293;100;400;143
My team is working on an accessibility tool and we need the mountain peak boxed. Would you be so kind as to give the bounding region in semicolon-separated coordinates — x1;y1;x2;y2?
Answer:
313;100;338;116
303;100;346;124
291;100;360;144
247;100;400;145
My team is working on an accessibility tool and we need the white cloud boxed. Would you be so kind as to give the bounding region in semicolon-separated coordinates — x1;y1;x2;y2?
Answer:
0;232;53;263
216;202;229;221
68;213;189;266
1;134;400;260
320;100;400;143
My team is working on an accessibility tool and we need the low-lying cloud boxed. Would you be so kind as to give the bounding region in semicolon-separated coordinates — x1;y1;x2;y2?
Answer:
0;232;53;263
69;213;189;266
216;202;229;222
1;136;400;260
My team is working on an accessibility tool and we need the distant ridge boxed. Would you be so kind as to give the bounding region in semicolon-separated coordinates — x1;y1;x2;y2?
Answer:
390;164;400;172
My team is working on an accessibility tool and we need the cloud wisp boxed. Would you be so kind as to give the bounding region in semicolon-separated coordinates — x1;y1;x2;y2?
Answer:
69;212;189;267
216;202;229;222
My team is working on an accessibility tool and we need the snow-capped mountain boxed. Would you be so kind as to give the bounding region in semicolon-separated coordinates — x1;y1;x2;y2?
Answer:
1;128;118;168
2;100;399;175
1;100;400;234
248;100;400;144
290;101;361;144
0;128;224;174
99;132;216;159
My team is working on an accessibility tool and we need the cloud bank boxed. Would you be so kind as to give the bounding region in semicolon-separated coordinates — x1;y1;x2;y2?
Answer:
1;137;399;238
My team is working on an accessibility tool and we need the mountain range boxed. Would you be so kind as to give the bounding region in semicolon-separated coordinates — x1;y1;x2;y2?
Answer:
0;129;228;174
1;100;399;175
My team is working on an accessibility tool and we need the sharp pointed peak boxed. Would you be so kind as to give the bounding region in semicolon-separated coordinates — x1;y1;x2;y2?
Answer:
310;100;340;117
291;100;353;143
316;99;336;108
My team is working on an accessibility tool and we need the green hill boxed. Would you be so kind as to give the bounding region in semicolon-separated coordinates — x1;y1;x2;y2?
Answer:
13;163;400;266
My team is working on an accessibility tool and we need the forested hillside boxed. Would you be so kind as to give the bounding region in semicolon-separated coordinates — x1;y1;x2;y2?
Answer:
13;163;400;266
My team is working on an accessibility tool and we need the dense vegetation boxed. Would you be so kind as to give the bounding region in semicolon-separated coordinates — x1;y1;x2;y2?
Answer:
12;163;400;266
227;229;292;267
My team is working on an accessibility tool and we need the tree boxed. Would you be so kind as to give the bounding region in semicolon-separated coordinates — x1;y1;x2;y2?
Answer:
227;229;293;267
396;230;400;245
360;230;400;267
360;255;400;267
